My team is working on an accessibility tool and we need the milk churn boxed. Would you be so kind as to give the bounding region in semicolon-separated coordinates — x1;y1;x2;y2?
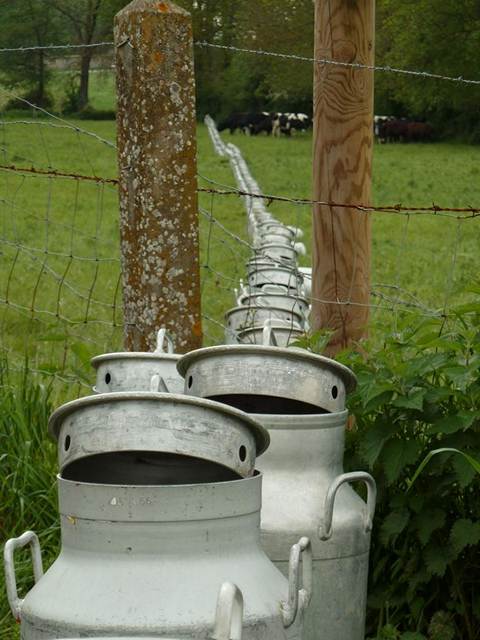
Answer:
256;412;376;640
5;388;313;640
92;328;184;394
248;266;304;295
5;476;312;640
236;285;309;317
178;343;376;640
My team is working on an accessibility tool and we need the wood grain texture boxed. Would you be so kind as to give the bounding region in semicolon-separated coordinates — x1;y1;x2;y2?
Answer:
115;0;202;353
311;0;374;354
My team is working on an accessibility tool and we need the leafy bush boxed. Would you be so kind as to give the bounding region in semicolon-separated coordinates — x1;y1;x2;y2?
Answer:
0;361;59;636
337;310;480;639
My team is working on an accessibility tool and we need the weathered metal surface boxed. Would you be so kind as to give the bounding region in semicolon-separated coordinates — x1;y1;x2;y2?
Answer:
115;0;202;353
225;306;305;335
92;328;184;394
255;411;376;640
237;288;310;317
13;475;310;639
48;393;269;480
237;324;305;348
248;267;304;292
257;233;295;246
255;243;298;264
257;223;303;240
177;344;356;414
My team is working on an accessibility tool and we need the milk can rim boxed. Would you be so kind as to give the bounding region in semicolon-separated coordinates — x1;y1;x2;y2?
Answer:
249;409;349;430
238;292;309;305
91;352;180;367
224;305;305;319
48;392;270;455
177;345;357;394
57;469;262;490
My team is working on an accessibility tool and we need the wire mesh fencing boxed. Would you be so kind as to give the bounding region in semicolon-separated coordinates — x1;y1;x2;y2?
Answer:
1;36;480;391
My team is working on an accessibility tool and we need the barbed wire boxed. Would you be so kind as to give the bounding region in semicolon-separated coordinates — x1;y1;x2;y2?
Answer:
0;42;114;54
194;41;480;86
1;39;479;87
2;162;479;220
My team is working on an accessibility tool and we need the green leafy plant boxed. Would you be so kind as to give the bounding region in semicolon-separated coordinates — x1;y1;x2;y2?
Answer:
336;310;480;639
0;360;59;636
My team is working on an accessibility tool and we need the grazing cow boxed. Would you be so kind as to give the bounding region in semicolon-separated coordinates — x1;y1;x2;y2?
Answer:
375;117;434;143
287;113;312;133
249;112;274;135
272;113;293;136
218;111;312;138
406;121;434;142
218;112;250;134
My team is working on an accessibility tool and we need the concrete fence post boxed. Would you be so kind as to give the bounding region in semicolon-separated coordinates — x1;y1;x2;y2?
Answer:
115;0;202;353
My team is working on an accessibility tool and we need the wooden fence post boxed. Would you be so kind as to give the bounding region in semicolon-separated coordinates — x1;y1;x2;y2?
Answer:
311;0;374;355
115;0;202;353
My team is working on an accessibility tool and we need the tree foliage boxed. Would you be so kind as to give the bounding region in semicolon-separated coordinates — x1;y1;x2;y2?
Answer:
1;1;480;130
375;0;480;140
0;0;61;107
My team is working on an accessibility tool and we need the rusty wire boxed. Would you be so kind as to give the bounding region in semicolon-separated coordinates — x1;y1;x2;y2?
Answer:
2;163;480;220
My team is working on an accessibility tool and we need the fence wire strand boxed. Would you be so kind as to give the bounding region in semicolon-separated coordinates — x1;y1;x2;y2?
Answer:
1;39;480;87
0;41;479;385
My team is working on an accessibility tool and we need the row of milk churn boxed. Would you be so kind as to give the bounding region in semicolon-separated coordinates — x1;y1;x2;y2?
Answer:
4;326;377;640
224;161;311;348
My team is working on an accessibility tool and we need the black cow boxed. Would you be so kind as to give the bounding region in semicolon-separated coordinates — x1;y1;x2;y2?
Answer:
218;112;250;134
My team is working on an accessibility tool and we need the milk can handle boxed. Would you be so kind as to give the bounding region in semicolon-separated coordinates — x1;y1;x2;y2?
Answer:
294;242;306;256
150;374;170;393
212;582;244;640
154;328;175;354
262;320;278;347
281;536;313;628
4;531;43;621
318;472;377;541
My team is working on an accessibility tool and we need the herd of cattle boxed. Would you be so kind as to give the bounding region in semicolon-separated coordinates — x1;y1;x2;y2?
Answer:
218;112;312;136
374;116;434;143
217;111;434;142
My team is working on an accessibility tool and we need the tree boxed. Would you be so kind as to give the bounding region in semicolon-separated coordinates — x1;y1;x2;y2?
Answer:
47;0;124;110
0;0;60;107
375;0;480;138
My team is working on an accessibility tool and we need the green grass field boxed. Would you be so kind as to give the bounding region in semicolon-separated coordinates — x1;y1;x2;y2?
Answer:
1;98;480;392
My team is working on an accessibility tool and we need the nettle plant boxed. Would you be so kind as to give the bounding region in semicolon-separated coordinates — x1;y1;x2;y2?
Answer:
333;310;480;639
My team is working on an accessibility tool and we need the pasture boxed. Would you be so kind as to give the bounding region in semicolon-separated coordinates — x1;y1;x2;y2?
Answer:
1;110;479;390
1;109;480;640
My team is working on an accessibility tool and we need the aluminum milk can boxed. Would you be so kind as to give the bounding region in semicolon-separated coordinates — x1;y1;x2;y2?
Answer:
6;474;312;640
255;411;376;640
178;345;375;640
92;328;184;394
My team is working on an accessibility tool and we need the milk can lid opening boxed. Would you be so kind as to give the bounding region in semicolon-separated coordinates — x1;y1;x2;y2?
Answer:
61;450;243;485
207;394;331;415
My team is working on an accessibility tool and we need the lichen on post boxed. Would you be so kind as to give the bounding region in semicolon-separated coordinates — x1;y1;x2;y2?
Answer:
115;0;202;353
